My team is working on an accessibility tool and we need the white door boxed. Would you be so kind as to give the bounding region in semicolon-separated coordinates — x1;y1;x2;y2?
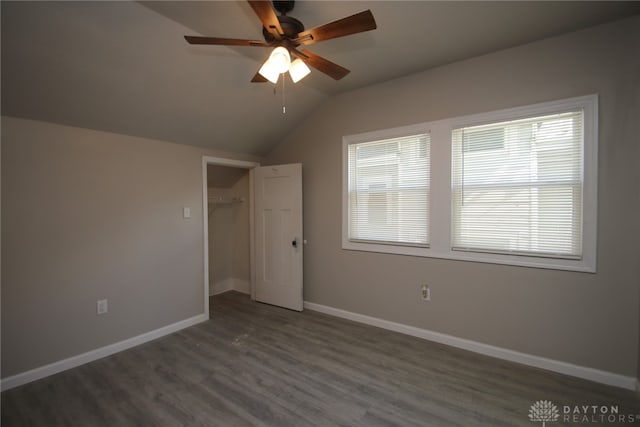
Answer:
254;163;303;311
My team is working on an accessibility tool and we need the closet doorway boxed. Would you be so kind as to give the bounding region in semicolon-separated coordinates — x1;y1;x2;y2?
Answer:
202;156;259;316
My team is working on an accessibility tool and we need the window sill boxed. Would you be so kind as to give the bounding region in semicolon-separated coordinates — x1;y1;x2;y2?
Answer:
342;241;596;273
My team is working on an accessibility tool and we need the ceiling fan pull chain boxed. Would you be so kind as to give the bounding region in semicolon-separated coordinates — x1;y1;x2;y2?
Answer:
282;74;286;114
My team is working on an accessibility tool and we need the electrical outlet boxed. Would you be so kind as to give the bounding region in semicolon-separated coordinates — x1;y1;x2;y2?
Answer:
421;285;430;301
97;299;108;315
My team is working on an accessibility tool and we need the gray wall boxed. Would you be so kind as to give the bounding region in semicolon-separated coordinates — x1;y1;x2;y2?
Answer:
1;116;260;377
265;16;640;377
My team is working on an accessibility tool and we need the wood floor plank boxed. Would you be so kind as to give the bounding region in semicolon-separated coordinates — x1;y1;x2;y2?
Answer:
2;291;639;426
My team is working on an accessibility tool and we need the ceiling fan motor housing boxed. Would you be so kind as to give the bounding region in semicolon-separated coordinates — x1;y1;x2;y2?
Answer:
263;15;305;43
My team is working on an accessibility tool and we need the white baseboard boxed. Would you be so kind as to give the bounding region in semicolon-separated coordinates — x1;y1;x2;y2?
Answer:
303;301;637;391
211;278;234;295
231;279;250;294
4;300;633;392
211;278;250;296
0;313;208;392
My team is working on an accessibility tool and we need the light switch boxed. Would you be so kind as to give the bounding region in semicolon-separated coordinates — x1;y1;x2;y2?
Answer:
97;299;108;315
183;207;191;218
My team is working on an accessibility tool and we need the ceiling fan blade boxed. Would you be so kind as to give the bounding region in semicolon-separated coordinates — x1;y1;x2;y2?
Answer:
293;49;350;80
297;10;376;45
251;72;268;83
247;0;283;39
184;36;269;47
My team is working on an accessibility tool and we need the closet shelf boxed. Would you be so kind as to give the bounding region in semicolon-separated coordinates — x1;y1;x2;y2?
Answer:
208;196;245;206
208;197;244;216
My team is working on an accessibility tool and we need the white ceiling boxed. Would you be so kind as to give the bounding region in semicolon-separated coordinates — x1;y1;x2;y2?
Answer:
2;1;639;156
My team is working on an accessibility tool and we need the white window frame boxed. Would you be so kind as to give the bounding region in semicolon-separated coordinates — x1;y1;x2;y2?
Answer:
342;94;598;273
343;123;433;257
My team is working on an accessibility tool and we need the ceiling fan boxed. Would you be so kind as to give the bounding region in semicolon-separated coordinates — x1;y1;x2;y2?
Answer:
184;0;377;84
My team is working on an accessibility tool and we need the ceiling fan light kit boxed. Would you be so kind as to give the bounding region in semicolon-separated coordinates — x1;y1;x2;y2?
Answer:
259;49;311;84
184;0;377;84
258;46;298;84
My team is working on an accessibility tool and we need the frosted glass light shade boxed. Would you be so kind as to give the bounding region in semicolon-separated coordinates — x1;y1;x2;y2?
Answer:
289;58;311;83
269;47;291;73
258;47;293;84
258;60;280;84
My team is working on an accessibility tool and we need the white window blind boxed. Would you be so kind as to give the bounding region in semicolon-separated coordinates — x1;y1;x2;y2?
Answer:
348;134;430;246
451;111;584;258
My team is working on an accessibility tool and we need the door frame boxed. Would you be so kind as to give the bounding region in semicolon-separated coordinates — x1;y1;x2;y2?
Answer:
202;156;260;317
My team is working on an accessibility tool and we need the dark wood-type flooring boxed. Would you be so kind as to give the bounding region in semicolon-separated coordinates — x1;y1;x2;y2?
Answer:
2;291;639;426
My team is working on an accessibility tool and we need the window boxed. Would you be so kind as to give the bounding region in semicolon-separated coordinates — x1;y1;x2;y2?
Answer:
343;95;597;272
451;111;584;258
347;133;430;247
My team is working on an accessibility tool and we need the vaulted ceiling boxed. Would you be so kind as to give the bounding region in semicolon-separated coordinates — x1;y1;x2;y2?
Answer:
3;1;639;156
